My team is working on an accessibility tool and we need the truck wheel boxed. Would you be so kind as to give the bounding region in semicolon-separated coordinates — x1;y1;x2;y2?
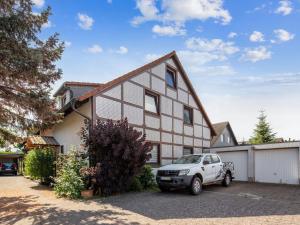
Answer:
190;177;202;195
159;185;169;192
222;173;231;187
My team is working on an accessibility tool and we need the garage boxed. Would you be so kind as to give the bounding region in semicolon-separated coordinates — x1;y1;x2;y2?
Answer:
218;151;248;181
255;148;299;185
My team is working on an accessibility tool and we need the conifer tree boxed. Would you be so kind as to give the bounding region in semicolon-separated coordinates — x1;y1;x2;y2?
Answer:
0;0;64;141
249;110;276;144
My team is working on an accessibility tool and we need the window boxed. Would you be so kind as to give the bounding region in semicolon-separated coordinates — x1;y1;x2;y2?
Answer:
166;68;176;88
203;155;212;164
183;147;193;155
183;106;193;125
220;134;224;142
61;95;67;106
145;91;159;114
211;155;220;163
227;136;231;143
147;144;159;163
60;145;64;154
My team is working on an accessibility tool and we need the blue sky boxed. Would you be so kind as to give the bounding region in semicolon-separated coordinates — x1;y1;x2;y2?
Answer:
35;0;300;141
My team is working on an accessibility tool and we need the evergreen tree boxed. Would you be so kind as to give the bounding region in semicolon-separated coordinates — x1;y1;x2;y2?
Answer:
0;0;64;141
249;110;276;144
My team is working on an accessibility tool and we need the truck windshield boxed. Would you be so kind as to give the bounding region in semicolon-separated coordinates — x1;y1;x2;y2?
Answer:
173;155;203;164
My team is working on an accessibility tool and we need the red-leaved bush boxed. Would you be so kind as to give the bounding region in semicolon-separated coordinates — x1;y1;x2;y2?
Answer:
81;118;152;196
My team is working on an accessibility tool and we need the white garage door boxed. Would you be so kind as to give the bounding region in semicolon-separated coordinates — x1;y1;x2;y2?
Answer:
255;149;299;185
218;151;248;181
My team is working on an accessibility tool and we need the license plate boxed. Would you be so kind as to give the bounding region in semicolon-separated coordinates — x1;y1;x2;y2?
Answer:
6;169;11;171
160;177;171;181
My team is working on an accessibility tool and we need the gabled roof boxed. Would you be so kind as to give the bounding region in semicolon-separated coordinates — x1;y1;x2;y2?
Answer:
27;135;60;146
211;122;238;145
54;81;103;97
75;51;215;136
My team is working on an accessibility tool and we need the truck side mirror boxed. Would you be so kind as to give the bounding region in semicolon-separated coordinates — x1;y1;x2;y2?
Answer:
203;160;209;165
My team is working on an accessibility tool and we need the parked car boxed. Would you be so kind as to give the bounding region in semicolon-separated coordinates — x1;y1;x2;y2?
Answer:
156;153;234;195
0;162;18;175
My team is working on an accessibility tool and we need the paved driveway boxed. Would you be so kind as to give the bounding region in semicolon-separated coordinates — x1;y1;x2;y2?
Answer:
0;176;300;225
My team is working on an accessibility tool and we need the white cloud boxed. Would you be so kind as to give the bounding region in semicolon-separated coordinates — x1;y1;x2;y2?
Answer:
131;0;159;25
32;0;45;8
152;24;186;36
132;0;232;34
115;46;128;54
65;41;72;47
275;0;293;16
249;31;265;42
145;53;162;62
273;29;295;43
78;13;94;30
107;0;112;3
42;21;52;29
87;44;103;54
228;32;237;38
185;38;239;56
242;46;271;62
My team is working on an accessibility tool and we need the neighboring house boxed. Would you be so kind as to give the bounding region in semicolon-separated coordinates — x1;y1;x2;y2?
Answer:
42;51;216;165
211;122;238;148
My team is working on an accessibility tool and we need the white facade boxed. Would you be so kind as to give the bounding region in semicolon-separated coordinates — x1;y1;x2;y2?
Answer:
94;58;212;165
43;100;92;154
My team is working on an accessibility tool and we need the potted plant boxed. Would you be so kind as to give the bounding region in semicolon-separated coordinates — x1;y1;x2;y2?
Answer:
79;166;96;198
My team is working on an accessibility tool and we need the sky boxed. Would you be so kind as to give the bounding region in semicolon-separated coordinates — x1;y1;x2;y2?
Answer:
34;0;300;141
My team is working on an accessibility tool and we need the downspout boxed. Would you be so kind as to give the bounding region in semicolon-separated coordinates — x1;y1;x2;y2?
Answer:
67;88;93;165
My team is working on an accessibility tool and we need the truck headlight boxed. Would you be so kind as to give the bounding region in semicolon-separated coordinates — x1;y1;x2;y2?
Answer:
178;169;190;176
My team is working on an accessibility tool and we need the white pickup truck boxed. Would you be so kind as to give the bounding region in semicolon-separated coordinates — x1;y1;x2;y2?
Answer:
156;153;234;195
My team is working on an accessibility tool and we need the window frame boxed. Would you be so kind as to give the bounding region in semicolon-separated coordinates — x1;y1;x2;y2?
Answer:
165;66;177;89
147;144;160;164
183;146;193;156
183;106;193;125
145;90;160;115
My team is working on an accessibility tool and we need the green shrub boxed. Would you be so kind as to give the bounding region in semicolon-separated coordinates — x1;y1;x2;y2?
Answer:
128;177;143;192
137;165;156;189
54;149;86;199
24;148;55;183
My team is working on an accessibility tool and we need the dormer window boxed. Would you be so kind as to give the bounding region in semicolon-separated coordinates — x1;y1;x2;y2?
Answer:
166;67;176;89
61;95;67;106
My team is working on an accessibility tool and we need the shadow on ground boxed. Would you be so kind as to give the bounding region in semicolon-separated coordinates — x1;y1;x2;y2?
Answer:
0;195;140;225
98;182;300;220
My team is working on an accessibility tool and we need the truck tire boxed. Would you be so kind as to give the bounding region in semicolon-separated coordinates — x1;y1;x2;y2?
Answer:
222;173;231;187
159;185;170;192
189;177;202;195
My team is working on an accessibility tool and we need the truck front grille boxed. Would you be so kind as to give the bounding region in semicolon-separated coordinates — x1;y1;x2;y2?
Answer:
157;170;179;176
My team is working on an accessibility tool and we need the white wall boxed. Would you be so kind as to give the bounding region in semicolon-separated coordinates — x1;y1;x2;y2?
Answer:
50;100;91;153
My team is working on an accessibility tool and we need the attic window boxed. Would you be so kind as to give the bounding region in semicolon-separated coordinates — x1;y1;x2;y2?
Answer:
166;67;176;89
61;95;67;106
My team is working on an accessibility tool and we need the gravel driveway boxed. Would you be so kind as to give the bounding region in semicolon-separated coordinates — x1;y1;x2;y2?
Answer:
1;176;300;225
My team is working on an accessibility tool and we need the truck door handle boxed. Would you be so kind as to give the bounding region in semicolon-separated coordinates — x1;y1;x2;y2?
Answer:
212;166;215;168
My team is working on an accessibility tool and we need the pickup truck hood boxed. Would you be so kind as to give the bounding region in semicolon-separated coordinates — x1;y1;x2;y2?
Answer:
158;163;198;171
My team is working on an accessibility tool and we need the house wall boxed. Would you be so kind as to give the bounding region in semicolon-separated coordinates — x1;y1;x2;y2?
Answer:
44;99;92;154
212;126;236;147
93;58;212;165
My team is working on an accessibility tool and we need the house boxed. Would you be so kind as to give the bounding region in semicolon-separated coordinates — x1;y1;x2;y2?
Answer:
42;51;216;165
211;122;238;148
